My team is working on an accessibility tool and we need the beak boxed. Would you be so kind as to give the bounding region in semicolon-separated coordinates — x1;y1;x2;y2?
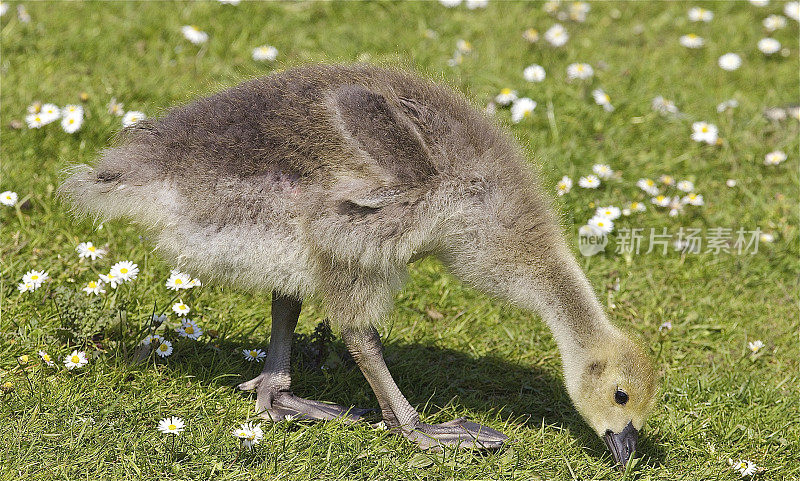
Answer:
603;421;638;468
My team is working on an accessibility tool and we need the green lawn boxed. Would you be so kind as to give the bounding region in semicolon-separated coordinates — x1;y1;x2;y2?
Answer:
1;1;798;479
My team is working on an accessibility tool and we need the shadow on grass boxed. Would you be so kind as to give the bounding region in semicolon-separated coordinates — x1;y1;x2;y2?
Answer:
147;325;667;470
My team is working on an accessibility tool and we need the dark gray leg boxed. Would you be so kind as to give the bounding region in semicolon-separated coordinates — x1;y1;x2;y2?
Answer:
342;327;508;449
238;292;369;423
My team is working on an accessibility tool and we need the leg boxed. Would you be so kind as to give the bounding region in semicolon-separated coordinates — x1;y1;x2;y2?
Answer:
342;326;508;450
238;291;370;423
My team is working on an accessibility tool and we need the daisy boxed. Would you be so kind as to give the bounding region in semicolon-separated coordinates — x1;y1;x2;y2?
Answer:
1;191;17;206
456;39;472;54
659;321;673;332
718;53;742;71
232;422;264;449
578;174;600;189
622;201;646;216
668;196;684;216
592;89;614;112
510;98;537;123
717;99;739;112
82;280;106;296
40;104;61;123
17;281;35;293
764;150;786;165
763;14;786;31
595;206;621;220
157;416;185;435
252;45;278;62
785;1;800;21
61;111;83;134
465;0;488;9
181;25;208;45
691;121;718;144
439;0;462;6
107;98;125;116
0;2;7;16
679;33;705;48
676;180;694;192
569;2;590;22
99;272;121;289
25;113;47;128
726;179;737;187
592;164;613;179
749;0;769;5
155;340;174;357
556;176;572;196
141;334;163;346
757;38;780;55
760;232;775;243
188;278;202;288
682;192;704;206
748;340;764;353
122;111;146;127
637;178;659;195
578;224;604;238
39;350;55;367
64;350;88;370
110;261;139;282
494;88;517;106
165;271;193;290
544;24;569;47
587;216;613;234
523;64;546;82
659;174;675;186
173;301;191;316
543;1;559;14
23;270;49;288
566;63;593;80
651;96;679;115
730;459;758;477
522;28;539;43
76;241;106;260
651;195;670;207
176;319;203;340
688;7;713;22
243;348;266;362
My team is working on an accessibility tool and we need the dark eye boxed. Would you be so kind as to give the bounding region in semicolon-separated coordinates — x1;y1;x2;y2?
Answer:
614;389;629;405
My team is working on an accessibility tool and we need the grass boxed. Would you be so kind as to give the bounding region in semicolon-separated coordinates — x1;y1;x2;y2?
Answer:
1;1;798;479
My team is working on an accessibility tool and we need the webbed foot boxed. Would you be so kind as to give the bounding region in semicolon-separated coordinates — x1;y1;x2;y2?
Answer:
398;417;508;450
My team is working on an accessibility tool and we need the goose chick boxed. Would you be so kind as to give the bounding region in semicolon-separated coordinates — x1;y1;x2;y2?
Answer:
59;64;658;464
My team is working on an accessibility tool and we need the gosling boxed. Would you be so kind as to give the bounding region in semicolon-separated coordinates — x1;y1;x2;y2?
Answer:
60;64;658;466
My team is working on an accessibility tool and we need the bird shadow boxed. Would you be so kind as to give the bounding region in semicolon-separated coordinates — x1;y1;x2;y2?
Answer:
157;322;668;470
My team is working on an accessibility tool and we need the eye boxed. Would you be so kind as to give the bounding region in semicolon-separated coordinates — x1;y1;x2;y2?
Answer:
614;389;629;405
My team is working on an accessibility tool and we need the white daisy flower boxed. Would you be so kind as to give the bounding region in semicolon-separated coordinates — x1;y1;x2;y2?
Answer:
465;0;488;9
82;280;106;296
587;215;614;234
578;174;600;189
157;416;185;435
595;206;621;220
717;99;739;112
592;89;614;112
757;38;781;55
578;224;604;238
243;348;266;362
726;179;737;187
676;180;695;192
651;195;670;207
679;33;705;48
667;196;684;216
748;340;764;353
39;350;55;367
682;193;704;206
110;261;139;282
76;241;106;260
592;164;613;179
172;301;191;316
252;45;278;62
760;232;775;243
659;174;675;186
188;278;202;288
61;110;83;134
785;1;800;21
155;340;174;357
566;62;593;80
522;28;539;43
108;98;125;116
456;39;473;53
651;96;679;115
691;121;719;144
569;2;590;22
637;178;659;195
1;191;17;206
165;271;193;290
510;97;537;123
25;113;47;128
64;350;88;370
141;333;163;346
494;88;518;106
622;201;646;216
122;111;146;127
763;14;786;31
544;23;569;47
181;25;208;45
556;176;572;196
439;0;462;7
543;1;559;14
718;53;742;71
0;2;7;16
688;7;713;22
523;64;546;82
17;281;35;293
99;272;121;289
22;270;49;288
764;150;786;165
232;422;264;449
40;104;61;123
730;459;758;477
176;319;203;340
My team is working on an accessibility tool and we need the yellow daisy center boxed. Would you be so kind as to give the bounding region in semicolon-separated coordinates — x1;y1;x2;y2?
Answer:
71;355;80;363
68;119;74;124
500;88;512;95
701;126;708;132
175;279;183;284
43;354;51;361
120;268;128;274
250;350;258;356
168;424;176;430
88;246;96;251
185;326;194;334
31;275;38;280
88;282;97;288
159;345;167;351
